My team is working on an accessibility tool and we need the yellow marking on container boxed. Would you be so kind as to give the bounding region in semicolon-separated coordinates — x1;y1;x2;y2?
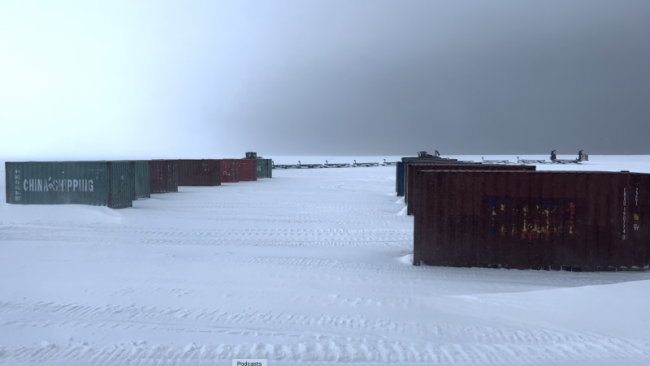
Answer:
635;214;639;220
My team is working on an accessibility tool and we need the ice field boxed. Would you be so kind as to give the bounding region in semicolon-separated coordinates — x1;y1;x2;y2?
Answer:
1;155;650;365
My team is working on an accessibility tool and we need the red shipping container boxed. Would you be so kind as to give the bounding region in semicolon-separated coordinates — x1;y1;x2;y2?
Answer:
413;170;650;271
177;159;221;186
221;159;240;183
149;160;178;193
406;164;536;215
238;159;258;182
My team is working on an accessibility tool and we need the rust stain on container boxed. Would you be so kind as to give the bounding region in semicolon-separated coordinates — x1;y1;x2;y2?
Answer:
406;164;536;214
149;160;178;193
177;159;221;186
221;159;240;183
412;170;650;270
238;159;258;181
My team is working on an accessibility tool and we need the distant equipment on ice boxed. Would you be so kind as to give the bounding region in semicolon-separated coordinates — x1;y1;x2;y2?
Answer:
271;150;448;169
352;160;379;167
517;157;547;164
481;157;511;164
479;150;589;165
296;161;323;169
578;150;589;162
550;150;584;164
323;160;350;168
417;151;441;158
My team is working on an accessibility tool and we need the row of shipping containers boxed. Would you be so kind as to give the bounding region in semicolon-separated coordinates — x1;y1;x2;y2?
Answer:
406;162;650;271
5;155;273;209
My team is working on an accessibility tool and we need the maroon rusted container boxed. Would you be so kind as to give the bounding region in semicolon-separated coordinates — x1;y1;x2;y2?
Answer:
406;164;536;215
149;160;178;193
413;170;650;271
177;159;221;186
238;159;258;182
221;159;240;183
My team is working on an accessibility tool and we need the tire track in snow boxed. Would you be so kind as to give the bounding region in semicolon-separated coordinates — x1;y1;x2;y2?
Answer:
1;333;648;365
1;300;648;352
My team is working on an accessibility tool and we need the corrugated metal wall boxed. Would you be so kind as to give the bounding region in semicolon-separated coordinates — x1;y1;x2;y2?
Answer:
149;160;178;193
413;170;650;270
4;161;132;208
256;159;273;179
177;159;221;186
107;162;133;209
134;161;151;198
256;159;268;179
129;161;136;201
405;164;536;215
221;159;240;183
238;159;257;181
396;159;467;196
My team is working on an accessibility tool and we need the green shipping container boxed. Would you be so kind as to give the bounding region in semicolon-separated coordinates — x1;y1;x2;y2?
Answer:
256;159;268;179
129;161;136;200
255;158;273;179
133;161;151;199
5;161;133;209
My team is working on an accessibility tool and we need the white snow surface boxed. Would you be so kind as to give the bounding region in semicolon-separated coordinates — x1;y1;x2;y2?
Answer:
1;155;650;365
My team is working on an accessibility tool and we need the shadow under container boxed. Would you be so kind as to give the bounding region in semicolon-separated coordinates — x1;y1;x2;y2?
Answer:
149;160;178;193
238;159;258;181
405;164;536;215
5;161;133;209
221;159;240;183
177;159;221;186
412;170;650;271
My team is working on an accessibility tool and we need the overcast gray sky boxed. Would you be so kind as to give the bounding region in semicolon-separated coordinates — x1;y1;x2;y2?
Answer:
1;0;649;159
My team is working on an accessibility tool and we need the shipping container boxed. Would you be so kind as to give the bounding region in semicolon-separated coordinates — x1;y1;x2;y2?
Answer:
412;170;650;270
133;161;151;199
396;162;404;195
149;160;178;193
396;159;464;196
258;159;273;179
256;159;268;179
177;159;221;186
221;159;240;183
129;161;136;200
405;164;536;215
5;161;133;208
238;159;257;181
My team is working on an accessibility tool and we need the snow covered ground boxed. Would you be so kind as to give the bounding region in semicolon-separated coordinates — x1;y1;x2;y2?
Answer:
1;155;650;365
